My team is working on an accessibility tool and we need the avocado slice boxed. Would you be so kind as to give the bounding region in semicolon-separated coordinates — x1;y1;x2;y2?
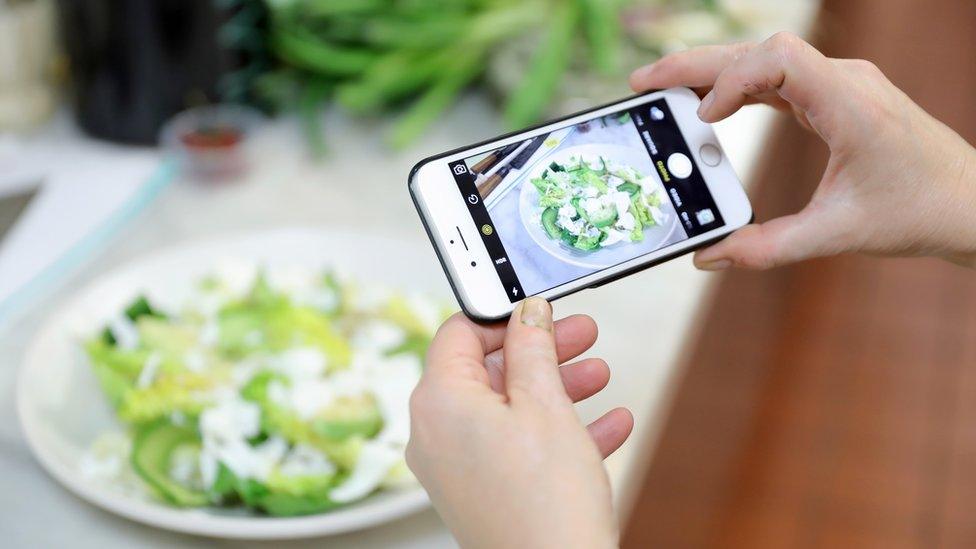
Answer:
131;421;209;507
312;395;383;441
588;205;618;228
541;207;562;239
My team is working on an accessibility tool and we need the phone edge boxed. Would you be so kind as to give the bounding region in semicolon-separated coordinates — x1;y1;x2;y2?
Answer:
406;88;753;322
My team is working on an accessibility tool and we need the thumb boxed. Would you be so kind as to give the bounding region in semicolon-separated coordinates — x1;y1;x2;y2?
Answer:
503;297;573;408
693;208;841;271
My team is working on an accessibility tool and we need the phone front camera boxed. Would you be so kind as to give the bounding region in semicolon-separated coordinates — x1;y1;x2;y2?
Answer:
470;261;477;267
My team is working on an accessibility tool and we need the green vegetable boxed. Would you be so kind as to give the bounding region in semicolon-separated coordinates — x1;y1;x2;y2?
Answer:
137;318;198;357
131;422;209;507
388;48;484;148
574;232;601;251
270;26;378;76
299;77;332;157
579;0;622;74
588;204;618;228
217;276;351;366
504;1;580;129
314;395;383;441
118;372;215;423
102;295;166;346
259;491;341;516
617;182;640;197
541;207;562;239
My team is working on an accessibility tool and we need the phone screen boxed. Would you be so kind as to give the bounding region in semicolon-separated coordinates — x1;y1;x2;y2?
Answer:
448;98;725;301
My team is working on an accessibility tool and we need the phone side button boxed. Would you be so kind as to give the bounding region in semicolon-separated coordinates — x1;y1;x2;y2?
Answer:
588;279;612;289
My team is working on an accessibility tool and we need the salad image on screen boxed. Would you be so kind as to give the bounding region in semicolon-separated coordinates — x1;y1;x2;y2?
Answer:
454;107;687;296
531;154;668;252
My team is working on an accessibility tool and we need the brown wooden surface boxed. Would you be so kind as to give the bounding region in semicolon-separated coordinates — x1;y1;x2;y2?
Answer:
622;1;976;547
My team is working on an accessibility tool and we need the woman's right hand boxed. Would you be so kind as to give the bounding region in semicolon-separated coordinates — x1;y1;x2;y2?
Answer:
630;32;976;270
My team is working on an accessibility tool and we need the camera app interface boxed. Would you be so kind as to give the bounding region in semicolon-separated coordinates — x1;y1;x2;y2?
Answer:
449;98;725;301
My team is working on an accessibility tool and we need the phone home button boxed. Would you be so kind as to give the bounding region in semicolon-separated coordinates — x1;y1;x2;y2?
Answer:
699;143;722;167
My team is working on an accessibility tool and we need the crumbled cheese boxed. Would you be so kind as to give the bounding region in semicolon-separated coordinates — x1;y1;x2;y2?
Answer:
214;258;257;296
198;319;219;347
271;377;336;420
136;352;163;389
199;397;286;485
353;321;406;354
616;212;637;232
268;347;327;380
267;264;316;295
329;440;402;503
406;294;442;334
108;315;140;350
372;354;422;446
297;286;339;312
279;444;337;478
184;350;207;373
612;192;632;217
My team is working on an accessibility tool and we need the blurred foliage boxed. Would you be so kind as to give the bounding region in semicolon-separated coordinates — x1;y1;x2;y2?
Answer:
218;0;740;153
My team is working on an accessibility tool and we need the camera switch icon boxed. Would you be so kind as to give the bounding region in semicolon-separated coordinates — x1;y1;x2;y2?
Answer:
453;164;467;175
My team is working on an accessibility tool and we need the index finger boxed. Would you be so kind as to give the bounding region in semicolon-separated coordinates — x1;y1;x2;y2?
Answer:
629;43;754;93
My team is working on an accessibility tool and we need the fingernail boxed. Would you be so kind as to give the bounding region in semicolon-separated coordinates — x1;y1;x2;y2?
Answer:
697;258;731;271
520;297;552;332
697;91;715;120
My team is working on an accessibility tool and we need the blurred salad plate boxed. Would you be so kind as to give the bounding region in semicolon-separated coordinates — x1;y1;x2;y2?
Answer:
17;228;452;539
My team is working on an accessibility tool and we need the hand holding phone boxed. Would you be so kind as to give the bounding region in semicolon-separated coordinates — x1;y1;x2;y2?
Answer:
410;88;752;320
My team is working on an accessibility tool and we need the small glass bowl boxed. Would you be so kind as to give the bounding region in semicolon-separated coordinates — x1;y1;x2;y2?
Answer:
160;104;265;181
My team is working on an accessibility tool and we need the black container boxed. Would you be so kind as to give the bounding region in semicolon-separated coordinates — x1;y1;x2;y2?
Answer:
56;1;237;144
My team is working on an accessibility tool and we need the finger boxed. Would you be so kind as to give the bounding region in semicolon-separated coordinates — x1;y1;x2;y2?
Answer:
489;357;609;403
587;408;635;459
697;33;841;134
484;314;598;393
423;313;495;386
629;43;753;92
693;206;845;270
503;297;571;407
485;314;597;369
560;358;610;403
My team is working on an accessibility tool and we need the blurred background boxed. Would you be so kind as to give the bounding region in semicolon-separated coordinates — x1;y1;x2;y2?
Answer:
1;0;974;547
623;1;976;547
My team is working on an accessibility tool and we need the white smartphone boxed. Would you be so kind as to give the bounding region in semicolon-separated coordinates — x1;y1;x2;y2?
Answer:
409;87;752;321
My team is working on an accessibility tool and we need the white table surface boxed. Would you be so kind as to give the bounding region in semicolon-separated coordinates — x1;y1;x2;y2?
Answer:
0;93;775;547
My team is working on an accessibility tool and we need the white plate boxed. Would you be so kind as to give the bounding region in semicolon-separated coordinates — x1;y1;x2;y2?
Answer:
518;144;681;269
16;227;448;539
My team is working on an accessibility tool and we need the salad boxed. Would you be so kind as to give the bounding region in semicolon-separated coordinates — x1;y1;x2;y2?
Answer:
531;154;667;251
80;264;450;516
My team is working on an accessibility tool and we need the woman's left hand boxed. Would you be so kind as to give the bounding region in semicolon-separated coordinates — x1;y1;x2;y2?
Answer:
407;298;633;549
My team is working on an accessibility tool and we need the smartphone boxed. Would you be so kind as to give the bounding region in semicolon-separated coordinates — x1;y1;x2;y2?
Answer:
409;87;752;321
